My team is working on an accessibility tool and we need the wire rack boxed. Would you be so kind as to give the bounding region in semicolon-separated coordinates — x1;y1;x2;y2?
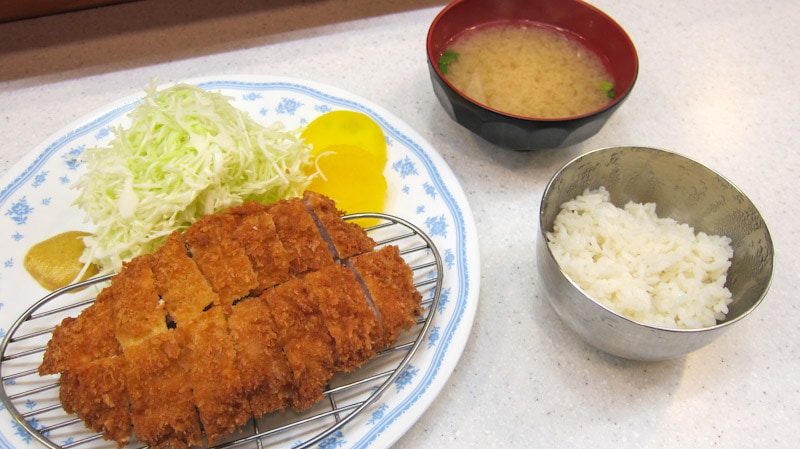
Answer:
0;213;443;449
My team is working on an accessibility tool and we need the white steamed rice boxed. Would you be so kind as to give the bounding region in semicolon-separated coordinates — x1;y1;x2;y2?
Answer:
546;187;734;329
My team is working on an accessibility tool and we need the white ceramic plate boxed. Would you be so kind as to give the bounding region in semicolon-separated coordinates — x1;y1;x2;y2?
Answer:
0;75;479;449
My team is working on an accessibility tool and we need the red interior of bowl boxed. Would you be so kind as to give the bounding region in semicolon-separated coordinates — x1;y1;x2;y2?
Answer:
427;0;639;117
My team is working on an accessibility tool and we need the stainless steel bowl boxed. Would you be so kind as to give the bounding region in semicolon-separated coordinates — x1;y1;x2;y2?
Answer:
537;146;774;361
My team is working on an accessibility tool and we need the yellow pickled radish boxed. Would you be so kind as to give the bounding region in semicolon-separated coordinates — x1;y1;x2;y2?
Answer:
306;144;387;227
301;110;388;167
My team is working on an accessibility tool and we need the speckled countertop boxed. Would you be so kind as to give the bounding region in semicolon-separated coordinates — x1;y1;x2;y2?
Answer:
1;0;798;447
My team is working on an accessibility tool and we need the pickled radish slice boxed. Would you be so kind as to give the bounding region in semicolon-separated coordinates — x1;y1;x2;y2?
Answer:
301;110;387;167
307;144;387;227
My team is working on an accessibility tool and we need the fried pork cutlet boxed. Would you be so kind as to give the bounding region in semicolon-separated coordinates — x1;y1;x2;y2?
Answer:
305;264;383;372
39;286;120;375
349;245;423;346
228;201;292;294
40;192;425;449
151;232;218;324
267;197;334;275
185;211;259;310
303;191;376;260
124;331;202;449
153;232;252;442
110;255;202;449
227;297;294;417
110;255;168;348
58;356;131;445
263;278;336;411
177;307;251;443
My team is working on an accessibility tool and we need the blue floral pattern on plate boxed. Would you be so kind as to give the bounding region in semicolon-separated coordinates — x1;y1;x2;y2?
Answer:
0;75;480;449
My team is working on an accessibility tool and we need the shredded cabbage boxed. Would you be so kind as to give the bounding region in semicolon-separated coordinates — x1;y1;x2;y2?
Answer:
73;82;315;273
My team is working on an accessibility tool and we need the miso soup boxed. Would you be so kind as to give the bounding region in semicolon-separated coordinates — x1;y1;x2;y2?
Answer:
442;24;614;118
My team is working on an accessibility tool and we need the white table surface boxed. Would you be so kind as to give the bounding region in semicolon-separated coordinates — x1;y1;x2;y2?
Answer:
1;0;797;447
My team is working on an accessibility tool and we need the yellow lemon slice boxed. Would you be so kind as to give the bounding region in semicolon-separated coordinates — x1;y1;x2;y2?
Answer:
306;144;387;227
301;110;387;167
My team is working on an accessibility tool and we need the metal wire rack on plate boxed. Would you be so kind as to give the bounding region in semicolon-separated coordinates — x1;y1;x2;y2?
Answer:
1;213;443;449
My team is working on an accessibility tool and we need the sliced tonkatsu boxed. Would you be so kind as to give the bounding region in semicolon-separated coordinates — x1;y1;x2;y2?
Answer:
227;201;292;295
267;196;335;275
57;356;131;444
261;278;336;411
110;255;201;449
124;331;202;449
151;231;219;323
153;232;252;442
185;211;259;309
349;245;423;346
227;296;294;417
39;192;423;449
176;307;251;443
303;191;376;260
39;286;120;375
110;255;168;348
305;263;384;372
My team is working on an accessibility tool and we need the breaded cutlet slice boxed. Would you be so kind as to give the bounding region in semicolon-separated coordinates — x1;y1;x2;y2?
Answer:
305;264;383;372
58;356;132;446
39;286;120;375
111;255;199;448
267;197;334;276
123;331;202;449
227;297;294;417
303;191;376;260
153;233;249;442
227;201;292;294
110;254;169;348
348;245;423;346
151;232;219;325
262;278;336;410
176;307;251;445
185;211;258;310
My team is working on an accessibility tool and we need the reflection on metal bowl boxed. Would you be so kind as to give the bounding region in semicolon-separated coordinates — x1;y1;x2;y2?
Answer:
537;146;774;361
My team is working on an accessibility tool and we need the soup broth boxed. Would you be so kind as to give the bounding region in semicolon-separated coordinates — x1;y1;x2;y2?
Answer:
443;24;614;118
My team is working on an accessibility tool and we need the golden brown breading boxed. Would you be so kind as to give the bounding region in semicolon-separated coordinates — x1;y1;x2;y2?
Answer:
267;197;334;275
111;255;199;449
39;287;120;375
303;191;376;260
227;201;292;294
153;233;249;444
58;356;131;447
151;232;219;325
40;193;425;449
227;297;294;417
262;278;335;410
305;264;383;372
176;307;251;445
110;254;168;348
349;245;423;345
185;211;258;309
123;331;202;449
